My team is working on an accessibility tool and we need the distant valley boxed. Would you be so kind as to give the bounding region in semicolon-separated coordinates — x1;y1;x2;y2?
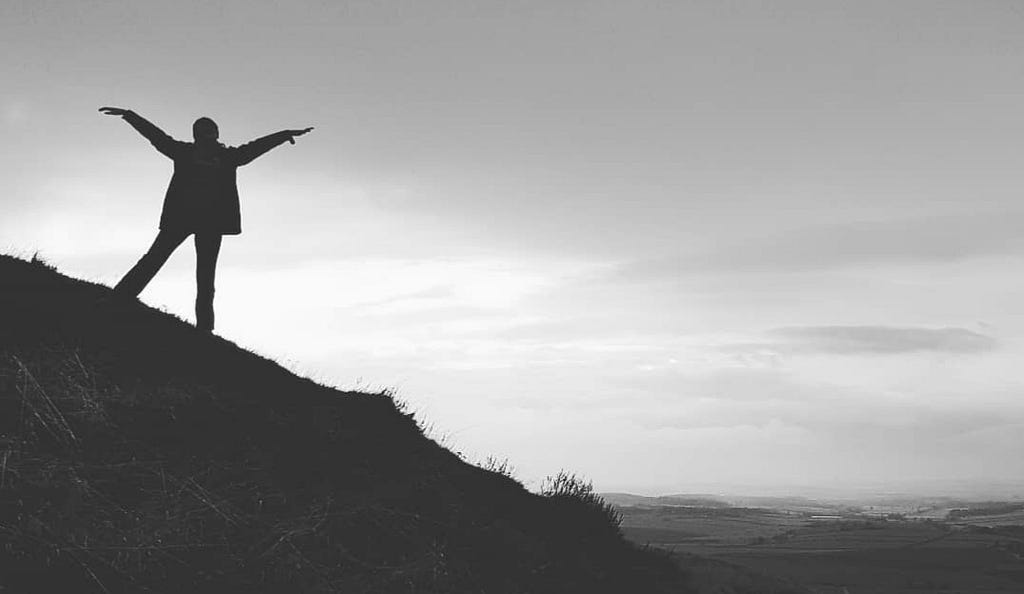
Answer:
604;492;1024;593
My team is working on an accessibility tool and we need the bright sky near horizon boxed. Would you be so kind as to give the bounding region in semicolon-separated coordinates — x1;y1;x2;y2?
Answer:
4;1;1024;497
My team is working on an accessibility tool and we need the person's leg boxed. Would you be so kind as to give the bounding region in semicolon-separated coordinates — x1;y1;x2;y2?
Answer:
114;230;189;297
194;233;223;332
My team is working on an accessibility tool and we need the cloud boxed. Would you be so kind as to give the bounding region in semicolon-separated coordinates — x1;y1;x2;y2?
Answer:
764;325;997;355
635;395;1022;439
497;364;1024;443
619;367;1024;436
619;212;1024;280
2;99;29;127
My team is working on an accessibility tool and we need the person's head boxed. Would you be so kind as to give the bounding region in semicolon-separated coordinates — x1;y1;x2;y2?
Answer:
192;117;219;143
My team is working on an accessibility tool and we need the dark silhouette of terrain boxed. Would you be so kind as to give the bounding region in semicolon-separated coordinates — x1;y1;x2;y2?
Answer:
0;254;689;593
100;107;313;332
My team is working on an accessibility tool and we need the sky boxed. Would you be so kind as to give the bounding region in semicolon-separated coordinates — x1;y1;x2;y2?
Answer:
3;0;1024;497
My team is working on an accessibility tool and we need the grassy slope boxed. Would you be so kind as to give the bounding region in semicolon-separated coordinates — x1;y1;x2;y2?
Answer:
0;255;687;594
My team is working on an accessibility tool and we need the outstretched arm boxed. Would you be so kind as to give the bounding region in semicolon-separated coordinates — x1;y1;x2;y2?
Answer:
99;107;184;159
231;127;314;166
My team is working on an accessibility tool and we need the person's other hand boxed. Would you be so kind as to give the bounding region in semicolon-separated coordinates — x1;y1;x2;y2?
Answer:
285;127;314;144
99;107;133;117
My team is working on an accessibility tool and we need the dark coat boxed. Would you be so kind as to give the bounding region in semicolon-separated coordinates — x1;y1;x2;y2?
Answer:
125;113;292;235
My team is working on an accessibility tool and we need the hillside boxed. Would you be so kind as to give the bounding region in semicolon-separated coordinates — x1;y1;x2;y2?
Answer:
0;254;688;593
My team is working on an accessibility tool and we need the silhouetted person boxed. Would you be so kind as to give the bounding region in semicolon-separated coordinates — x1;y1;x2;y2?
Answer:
100;107;313;332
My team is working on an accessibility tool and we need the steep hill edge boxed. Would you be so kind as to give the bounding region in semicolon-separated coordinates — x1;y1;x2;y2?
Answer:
0;254;688;593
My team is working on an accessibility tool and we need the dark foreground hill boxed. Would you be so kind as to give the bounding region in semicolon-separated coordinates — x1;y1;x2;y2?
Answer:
0;254;689;593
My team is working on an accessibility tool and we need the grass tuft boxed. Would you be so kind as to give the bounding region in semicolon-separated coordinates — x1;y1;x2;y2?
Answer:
542;470;623;534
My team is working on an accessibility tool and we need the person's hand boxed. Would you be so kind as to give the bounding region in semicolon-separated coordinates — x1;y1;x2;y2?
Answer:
285;127;314;144
99;106;134;118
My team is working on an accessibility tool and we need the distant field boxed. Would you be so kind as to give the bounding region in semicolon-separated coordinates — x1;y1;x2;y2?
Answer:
621;506;807;546
949;510;1024;528
618;505;1024;593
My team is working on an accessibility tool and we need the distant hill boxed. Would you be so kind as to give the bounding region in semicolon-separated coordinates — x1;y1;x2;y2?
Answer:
602;493;732;509
0;254;689;593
